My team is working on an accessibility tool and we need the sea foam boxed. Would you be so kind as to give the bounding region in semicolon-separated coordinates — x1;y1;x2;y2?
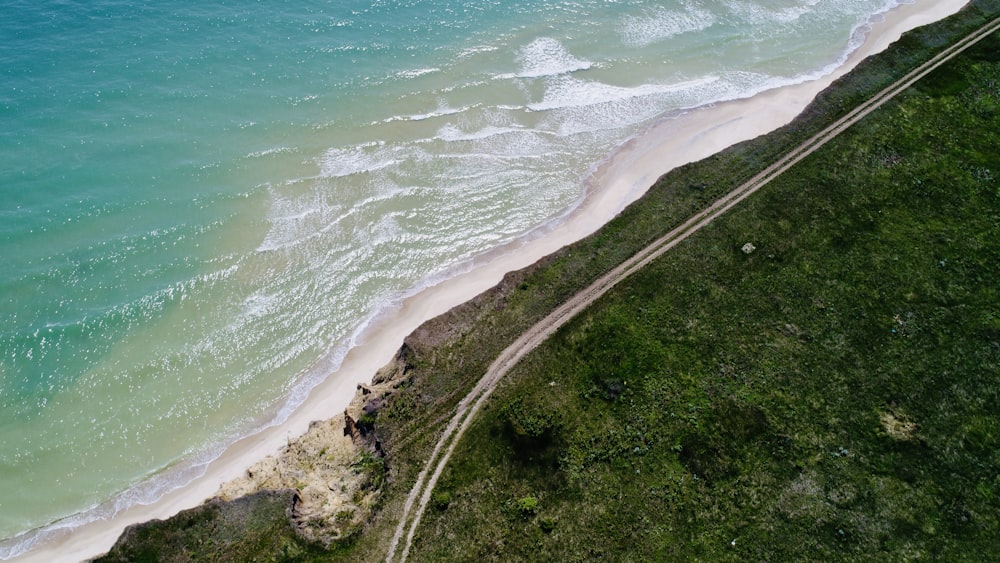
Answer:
621;4;716;47
512;37;593;79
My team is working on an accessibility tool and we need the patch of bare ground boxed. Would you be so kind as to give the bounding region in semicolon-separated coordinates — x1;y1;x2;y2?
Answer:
880;410;919;441
216;356;409;546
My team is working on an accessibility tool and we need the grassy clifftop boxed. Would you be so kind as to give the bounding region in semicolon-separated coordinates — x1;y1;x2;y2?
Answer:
406;9;1000;561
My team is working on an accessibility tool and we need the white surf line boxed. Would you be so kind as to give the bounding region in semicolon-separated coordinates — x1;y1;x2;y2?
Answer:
385;14;1000;563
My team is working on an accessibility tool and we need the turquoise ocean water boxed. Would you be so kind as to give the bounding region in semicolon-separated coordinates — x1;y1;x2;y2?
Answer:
1;0;909;555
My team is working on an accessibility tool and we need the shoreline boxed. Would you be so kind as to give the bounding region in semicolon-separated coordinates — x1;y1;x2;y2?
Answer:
8;1;970;561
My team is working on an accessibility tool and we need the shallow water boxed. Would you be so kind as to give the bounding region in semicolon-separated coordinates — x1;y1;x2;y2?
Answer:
0;0;906;554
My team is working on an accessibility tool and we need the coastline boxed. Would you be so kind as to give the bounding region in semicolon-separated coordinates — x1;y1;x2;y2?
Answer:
9;1;970;561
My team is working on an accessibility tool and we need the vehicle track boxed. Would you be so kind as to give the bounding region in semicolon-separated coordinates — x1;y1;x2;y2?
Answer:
386;16;1000;562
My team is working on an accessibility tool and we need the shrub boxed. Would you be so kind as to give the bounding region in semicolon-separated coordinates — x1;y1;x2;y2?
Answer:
432;491;451;511
503;398;559;442
516;496;538;518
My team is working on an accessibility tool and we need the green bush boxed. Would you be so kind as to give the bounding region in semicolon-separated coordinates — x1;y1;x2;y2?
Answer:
502;398;561;454
432;491;451;511
515;496;538;518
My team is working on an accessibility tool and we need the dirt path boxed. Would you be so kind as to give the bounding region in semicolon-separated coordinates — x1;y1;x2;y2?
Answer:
385;16;1000;562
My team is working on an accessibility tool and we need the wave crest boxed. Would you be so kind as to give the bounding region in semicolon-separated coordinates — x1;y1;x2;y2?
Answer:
621;4;716;47
515;37;592;79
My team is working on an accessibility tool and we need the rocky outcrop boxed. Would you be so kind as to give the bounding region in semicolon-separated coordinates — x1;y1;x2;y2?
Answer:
214;349;410;546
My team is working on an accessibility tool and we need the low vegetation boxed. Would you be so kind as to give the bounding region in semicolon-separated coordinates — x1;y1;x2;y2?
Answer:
96;491;328;562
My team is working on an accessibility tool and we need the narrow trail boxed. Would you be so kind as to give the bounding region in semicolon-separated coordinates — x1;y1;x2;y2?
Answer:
385;16;1000;563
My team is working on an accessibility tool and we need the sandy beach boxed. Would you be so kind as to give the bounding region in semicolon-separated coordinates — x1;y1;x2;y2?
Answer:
11;1;970;561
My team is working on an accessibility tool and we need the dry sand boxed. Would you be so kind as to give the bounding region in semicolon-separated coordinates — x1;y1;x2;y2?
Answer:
10;1;970;561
